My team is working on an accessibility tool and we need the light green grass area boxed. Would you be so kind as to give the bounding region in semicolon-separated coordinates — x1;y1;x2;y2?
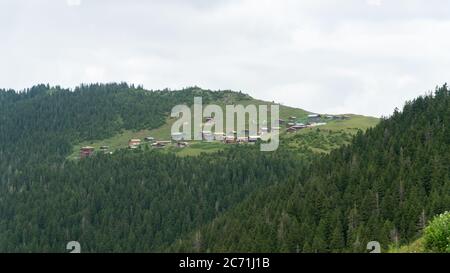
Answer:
388;238;426;253
172;141;225;157
318;114;380;132
280;115;379;153
146;116;176;140
278;103;311;121
68;129;154;160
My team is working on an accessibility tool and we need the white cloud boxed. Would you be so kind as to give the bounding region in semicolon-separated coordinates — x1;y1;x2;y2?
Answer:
1;0;450;117
66;0;81;7
366;0;382;6
84;66;106;82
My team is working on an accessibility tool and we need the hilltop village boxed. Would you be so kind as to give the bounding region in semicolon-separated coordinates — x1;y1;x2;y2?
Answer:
79;114;349;158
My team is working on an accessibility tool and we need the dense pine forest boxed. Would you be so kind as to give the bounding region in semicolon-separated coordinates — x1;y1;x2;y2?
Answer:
171;85;450;252
0;147;313;252
0;83;448;252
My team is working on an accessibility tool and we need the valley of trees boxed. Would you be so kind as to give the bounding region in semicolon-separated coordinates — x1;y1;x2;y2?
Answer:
0;83;448;252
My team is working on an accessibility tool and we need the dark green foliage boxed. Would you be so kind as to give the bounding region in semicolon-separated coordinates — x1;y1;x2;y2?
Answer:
0;146;310;252
282;129;353;152
0;83;448;253
424;211;450;253
0;83;258;252
170;85;450;253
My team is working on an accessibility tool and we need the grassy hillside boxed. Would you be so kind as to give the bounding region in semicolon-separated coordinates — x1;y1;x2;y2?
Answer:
280;115;379;153
68;96;378;159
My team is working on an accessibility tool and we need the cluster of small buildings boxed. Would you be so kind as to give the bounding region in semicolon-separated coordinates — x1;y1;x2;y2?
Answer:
131;137;174;149
224;134;262;144
281;114;350;133
79;135;193;159
79;145;111;158
170;130;266;144
126;136;184;149
282;114;328;133
79;136;168;158
325;115;350;120
168;116;280;144
79;114;350;158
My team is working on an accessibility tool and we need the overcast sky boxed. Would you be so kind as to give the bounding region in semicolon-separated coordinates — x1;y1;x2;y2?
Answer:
1;0;450;116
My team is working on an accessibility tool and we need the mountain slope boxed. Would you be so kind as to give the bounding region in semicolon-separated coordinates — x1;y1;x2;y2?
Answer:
169;85;450;253
57;89;377;159
0;83;394;253
0;83;252;160
65;94;314;159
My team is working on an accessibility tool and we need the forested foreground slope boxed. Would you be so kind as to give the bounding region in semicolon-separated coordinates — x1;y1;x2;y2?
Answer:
170;85;450;253
0;146;315;252
0;83;447;253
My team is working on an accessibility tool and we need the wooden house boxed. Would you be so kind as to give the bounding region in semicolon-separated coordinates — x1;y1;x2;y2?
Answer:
80;146;95;158
176;142;189;148
308;114;322;123
237;136;248;143
224;135;235;144
152;141;171;148
214;132;225;141
171;132;184;141
248;136;260;143
128;139;141;149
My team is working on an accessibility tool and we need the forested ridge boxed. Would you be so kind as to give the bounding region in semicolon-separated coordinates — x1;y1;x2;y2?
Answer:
0;83;448;252
0;83;249;164
170;85;450;252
